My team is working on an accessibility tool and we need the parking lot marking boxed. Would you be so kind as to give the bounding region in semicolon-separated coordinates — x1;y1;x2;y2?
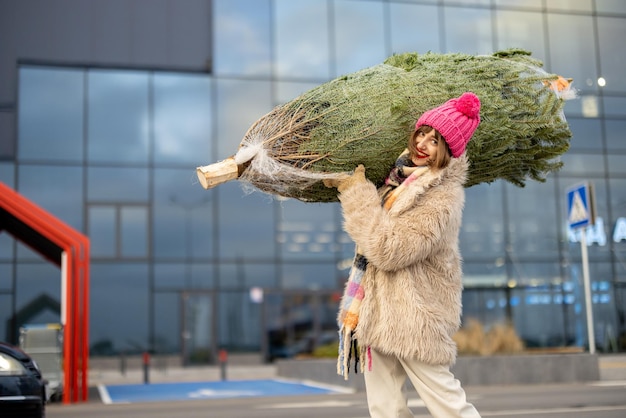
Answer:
100;379;340;404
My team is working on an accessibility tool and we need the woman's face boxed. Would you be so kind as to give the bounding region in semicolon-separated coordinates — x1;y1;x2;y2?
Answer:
411;129;439;166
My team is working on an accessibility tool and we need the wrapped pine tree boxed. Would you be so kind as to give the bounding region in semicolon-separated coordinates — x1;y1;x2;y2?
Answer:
197;49;576;202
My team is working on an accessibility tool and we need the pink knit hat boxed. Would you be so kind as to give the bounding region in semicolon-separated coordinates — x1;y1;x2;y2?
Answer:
415;92;481;158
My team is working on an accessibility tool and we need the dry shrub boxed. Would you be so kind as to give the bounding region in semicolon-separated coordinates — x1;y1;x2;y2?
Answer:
454;319;524;356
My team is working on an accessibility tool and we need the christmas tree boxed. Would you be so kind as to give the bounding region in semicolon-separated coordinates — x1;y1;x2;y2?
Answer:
197;49;576;202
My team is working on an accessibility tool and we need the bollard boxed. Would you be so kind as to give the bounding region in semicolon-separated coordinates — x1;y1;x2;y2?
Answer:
120;352;126;376
142;351;150;384
218;349;228;381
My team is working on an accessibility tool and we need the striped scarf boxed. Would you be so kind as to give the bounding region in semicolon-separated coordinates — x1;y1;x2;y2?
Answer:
337;149;429;379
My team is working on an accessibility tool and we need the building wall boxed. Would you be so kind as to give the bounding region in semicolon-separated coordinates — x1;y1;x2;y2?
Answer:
1;0;625;360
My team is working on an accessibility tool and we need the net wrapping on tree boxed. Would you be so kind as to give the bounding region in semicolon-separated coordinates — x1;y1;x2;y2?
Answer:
197;49;576;202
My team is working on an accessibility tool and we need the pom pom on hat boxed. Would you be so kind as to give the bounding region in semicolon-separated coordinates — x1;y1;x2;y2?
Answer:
415;92;481;158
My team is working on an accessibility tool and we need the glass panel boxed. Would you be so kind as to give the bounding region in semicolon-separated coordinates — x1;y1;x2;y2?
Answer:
265;293;315;359
152;168;213;259
275;0;330;79
120;206;148;258
218;291;261;351
90;263;149;354
460;182;505;259
18;67;84;162
495;0;542;8
215;79;273;160
607;155;626;175
87;70;149;164
182;292;213;364
463;262;508;287
334;0;386;76
0;163;15;186
0;263;12;290
608;179;626;275
87;167;149;202
153;73;212;164
217;182;275;259
153;292;180;353
558;153;605;176
88;206;116;258
389;3;441;54
443;7;493;54
558;262;618;350
511;282;570;347
449;0;490;5
545;0;593;11
282;262;337;290
0;111;14;159
495;10;546;61
566;118;602;152
219;263;276;289
277;200;336;261
213;0;272;76
602;96;626;118
17;165;83;231
595;0;626;14
154;263;186;290
547;14;598;93
605;120;626;151
190;264;214;289
597;16;626;93
15;263;62;326
506;179;560;259
462;287;509;328
0;295;10;343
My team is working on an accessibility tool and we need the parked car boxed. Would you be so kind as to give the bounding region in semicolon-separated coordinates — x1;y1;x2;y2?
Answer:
0;341;46;418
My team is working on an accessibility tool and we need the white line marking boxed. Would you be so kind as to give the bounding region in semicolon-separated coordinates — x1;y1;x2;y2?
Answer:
97;384;113;405
589;380;626;387
258;400;358;409
479;405;626;416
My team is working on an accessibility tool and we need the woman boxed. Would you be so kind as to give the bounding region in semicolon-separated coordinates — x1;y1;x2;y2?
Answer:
326;92;482;417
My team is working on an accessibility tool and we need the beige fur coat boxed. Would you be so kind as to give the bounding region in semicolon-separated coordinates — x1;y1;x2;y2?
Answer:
337;155;468;366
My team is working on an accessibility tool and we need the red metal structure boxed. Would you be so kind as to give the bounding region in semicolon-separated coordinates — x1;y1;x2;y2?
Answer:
0;182;90;403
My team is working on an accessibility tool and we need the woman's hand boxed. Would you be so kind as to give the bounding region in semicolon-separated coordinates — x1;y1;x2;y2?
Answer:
323;165;367;192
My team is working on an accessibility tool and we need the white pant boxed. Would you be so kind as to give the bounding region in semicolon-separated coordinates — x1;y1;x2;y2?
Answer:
364;348;481;418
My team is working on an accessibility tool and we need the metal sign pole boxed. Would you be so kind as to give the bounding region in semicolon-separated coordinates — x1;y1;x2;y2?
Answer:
580;229;595;354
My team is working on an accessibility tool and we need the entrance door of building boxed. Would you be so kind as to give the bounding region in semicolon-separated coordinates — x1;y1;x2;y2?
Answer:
180;291;215;365
262;290;340;361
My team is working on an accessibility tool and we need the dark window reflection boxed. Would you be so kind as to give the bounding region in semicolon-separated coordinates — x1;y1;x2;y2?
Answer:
461;183;505;259
121;206;148;258
217;183;275;259
18;165;83;230
282;262;337;290
18;67;84;162
88;206;116;258
88;167;149;202
153;168;213;260
506;180;560;259
90;263;149;354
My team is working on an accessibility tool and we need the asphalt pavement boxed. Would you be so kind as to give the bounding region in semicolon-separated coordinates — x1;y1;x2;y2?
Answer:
44;354;626;418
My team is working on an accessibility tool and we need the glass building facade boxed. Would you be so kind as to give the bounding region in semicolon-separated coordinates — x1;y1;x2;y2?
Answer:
1;0;626;362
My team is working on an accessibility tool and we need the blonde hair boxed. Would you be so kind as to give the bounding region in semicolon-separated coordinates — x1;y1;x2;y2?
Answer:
408;125;452;169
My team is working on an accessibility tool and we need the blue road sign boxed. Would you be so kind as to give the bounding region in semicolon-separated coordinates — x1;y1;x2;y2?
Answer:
567;183;593;230
99;379;341;404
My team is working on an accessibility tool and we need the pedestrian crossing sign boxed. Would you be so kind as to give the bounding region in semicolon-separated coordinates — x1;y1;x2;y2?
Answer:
566;182;595;230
